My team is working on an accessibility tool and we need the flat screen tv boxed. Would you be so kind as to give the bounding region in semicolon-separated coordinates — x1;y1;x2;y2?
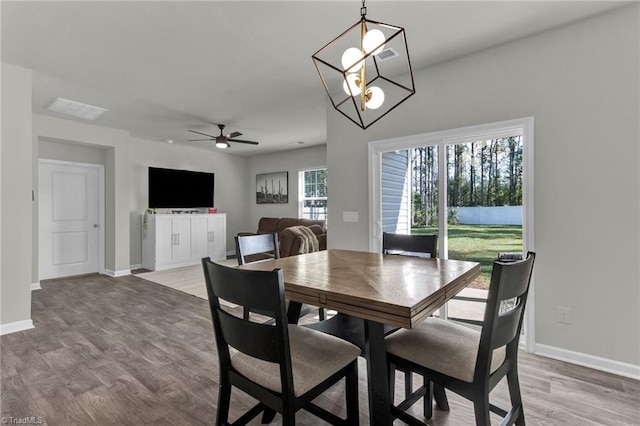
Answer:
148;167;214;209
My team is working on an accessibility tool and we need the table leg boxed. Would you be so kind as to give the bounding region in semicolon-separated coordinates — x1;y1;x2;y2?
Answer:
286;301;302;325
364;320;392;426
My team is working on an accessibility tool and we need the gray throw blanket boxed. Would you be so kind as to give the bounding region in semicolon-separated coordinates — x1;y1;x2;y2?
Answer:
286;225;319;254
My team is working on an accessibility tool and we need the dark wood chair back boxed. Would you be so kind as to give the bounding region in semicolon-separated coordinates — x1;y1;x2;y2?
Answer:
235;233;280;265
475;251;535;382
234;233;281;320
201;259;294;390
382;232;438;258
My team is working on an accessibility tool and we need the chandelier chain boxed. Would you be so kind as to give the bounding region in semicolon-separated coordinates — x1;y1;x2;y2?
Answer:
360;0;367;18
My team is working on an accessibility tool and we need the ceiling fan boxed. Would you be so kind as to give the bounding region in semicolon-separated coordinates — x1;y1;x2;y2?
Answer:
187;124;259;149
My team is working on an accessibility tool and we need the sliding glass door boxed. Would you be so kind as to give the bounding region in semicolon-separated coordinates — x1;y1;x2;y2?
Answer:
369;118;534;349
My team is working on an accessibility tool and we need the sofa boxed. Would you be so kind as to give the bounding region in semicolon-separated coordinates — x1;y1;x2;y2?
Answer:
242;217;327;257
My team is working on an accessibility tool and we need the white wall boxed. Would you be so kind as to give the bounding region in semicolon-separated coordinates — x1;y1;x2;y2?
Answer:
128;137;249;261
326;6;639;367
34;115;133;276
1;63;33;331
33;119;250;268
247;145;326;231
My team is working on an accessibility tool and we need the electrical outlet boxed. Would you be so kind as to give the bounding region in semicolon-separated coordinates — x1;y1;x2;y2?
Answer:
557;307;571;324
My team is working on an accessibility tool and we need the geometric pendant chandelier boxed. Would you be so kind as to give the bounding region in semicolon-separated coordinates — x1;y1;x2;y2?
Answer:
312;0;415;129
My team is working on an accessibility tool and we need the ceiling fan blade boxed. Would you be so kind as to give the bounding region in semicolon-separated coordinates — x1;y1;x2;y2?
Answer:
229;139;259;145
188;129;217;138
187;138;214;141
227;131;242;139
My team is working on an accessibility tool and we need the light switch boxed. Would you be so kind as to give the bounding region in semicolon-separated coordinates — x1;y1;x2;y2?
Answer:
343;211;359;222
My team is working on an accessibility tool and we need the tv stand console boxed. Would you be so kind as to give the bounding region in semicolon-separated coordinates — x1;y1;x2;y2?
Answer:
142;213;227;271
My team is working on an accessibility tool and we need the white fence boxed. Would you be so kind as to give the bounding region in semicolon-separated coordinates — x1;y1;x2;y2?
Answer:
454;206;522;225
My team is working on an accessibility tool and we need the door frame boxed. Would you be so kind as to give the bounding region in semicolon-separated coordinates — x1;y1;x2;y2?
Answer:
368;117;535;352
38;159;106;278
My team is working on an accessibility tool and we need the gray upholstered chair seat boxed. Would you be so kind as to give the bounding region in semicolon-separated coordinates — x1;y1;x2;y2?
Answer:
385;317;505;383
232;324;360;396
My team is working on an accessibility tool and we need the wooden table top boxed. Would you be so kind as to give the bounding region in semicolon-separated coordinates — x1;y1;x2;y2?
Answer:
240;249;480;328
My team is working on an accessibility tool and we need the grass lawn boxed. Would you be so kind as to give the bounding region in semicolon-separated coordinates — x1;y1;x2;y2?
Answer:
412;224;522;287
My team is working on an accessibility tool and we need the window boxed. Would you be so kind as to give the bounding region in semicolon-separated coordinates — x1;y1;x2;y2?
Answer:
299;168;327;221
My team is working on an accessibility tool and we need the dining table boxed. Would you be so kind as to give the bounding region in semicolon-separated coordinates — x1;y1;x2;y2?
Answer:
239;248;480;426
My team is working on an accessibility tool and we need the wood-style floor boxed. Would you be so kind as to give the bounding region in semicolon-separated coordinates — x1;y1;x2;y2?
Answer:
1;273;638;425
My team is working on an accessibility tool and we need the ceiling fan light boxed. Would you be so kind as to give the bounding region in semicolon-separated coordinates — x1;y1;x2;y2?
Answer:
216;141;229;149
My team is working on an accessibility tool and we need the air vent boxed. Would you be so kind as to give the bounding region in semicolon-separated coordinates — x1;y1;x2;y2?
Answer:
377;47;398;61
46;98;108;120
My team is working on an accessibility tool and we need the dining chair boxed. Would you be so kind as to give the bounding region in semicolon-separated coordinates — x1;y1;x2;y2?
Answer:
448;252;525;327
382;232;437;259
235;232;280;266
383;232;438;400
235;233;322;322
385;252;536;426
201;258;360;426
235;233;280;321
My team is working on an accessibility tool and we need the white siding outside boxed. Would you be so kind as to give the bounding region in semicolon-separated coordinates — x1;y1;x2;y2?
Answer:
381;151;410;234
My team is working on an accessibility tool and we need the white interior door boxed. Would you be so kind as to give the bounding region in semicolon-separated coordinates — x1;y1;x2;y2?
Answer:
39;161;102;279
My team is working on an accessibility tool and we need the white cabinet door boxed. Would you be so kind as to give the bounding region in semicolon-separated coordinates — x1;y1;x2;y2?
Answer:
142;213;227;270
207;214;227;261
156;216;174;264
172;217;192;262
191;216;209;259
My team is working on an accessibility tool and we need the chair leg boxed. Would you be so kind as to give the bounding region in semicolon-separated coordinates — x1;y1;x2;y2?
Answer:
507;369;525;426
389;363;396;403
318;307;325;321
404;371;413;398
243;307;250;320
216;380;232;426
261;408;276;424
424;379;434;419
281;410;295;426
433;383;449;411
473;395;491;426
281;394;296;426
345;361;360;425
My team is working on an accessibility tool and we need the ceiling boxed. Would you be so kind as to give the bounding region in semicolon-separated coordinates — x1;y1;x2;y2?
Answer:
1;1;626;156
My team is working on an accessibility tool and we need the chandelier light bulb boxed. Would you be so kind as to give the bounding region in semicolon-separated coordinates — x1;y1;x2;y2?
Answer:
341;47;364;73
365;86;385;109
363;29;386;55
342;73;362;96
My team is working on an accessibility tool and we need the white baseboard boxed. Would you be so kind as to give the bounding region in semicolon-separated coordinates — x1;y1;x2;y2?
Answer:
535;343;640;380
130;263;142;270
31;282;41;291
103;269;131;278
0;319;34;336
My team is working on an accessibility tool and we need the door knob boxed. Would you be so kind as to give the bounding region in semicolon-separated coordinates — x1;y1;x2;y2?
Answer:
92;224;99;228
